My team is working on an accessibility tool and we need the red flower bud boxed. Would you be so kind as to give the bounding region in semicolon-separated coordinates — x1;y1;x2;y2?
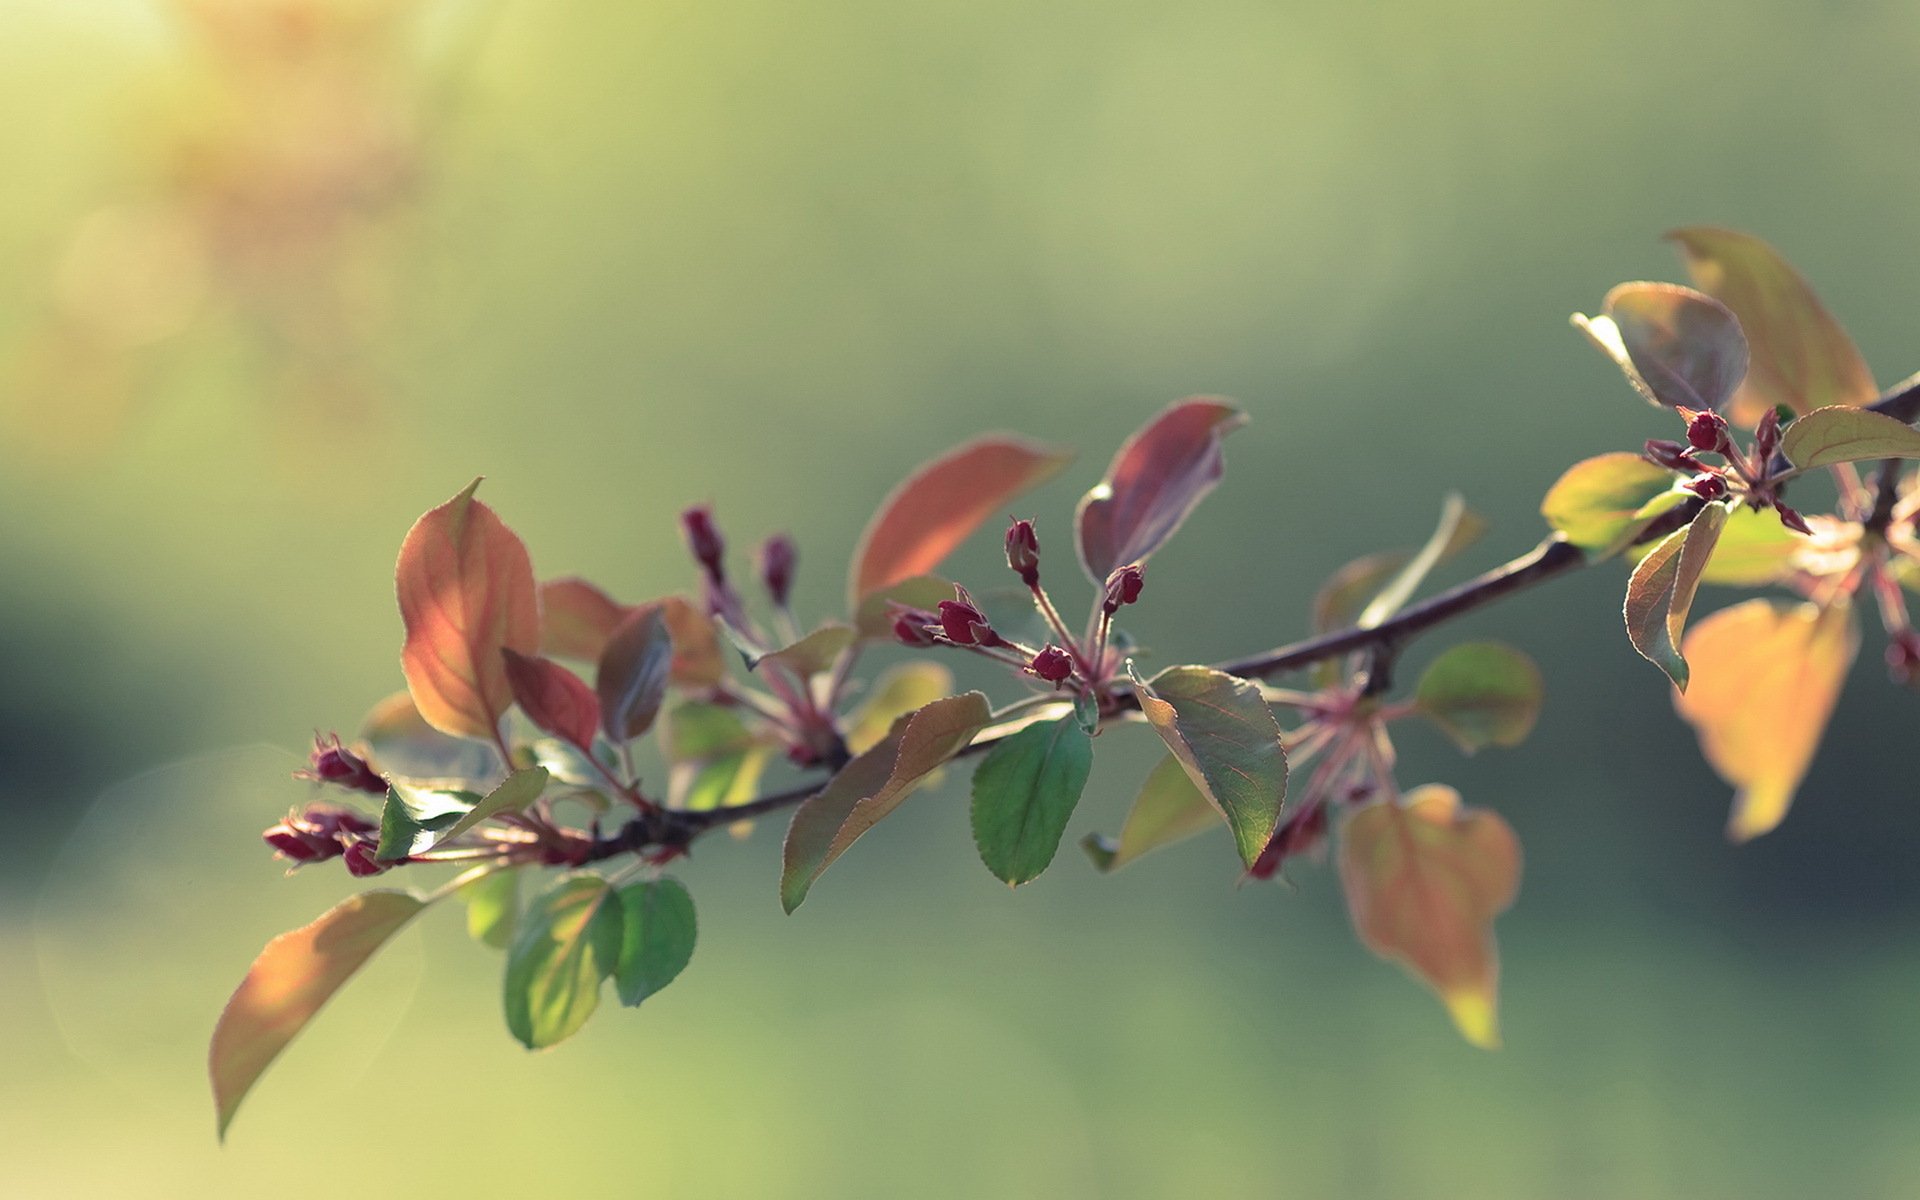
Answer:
757;534;797;607
1102;564;1145;614
681;506;726;584
1005;518;1041;588
297;733;387;795
263;823;334;863
261;803;376;866
1687;410;1729;453
1028;644;1074;684
1644;439;1704;473
890;607;939;648
342;837;390;877
937;598;994;646
1775;501;1812;535
1684;472;1729;502
1755;406;1783;463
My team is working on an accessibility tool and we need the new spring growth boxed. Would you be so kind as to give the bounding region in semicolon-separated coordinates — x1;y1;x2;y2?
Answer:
1686;409;1730;454
1005;518;1041;587
296;733;387;795
1028;644;1074;684
937;587;1009;648
681;505;726;585
1103;563;1145;614
262;803;378;866
758;534;796;607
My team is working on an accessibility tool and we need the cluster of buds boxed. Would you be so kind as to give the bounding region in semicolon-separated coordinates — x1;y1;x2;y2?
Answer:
1645;406;1812;533
263;803;379;869
682;506;802;617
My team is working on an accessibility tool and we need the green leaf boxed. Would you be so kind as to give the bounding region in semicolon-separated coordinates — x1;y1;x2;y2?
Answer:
1574;283;1749;411
969;715;1094;886
439;767;550;843
1626;503;1800;586
1623;503;1729;690
846;662;957;753
1127;665;1286;868
1781;405;1920;470
780;692;993;912
754;623;856;678
376;768;549;860
504;874;625;1050
1082;754;1222;872
1357;493;1486;628
357;689;500;786
1413;643;1544;753
1668;227;1877;420
614;878;697;1006
210;890;429;1139
462;868;521;950
1540;453;1687;556
660;703;769;811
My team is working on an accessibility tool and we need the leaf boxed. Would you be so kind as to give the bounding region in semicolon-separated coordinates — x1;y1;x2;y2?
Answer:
538;577;628;662
1625;503;1800;587
755;623;855;679
1076;398;1247;582
1081;753;1221;872
377;768;549;860
780;692;993;912
1575;283;1749;412
1413;643;1544;753
851;575;957;640
1128;664;1286;868
1540;453;1687;556
210;890;428;1139
1314;510;1489;635
661;703;770;812
596;606;672;741
849;437;1070;606
1674;598;1858;842
397;479;541;742
1338;785;1521;1049
1623;503;1728;690
1357;493;1486;628
969;715;1094;886
504;874;625;1050
462;868;521;950
845;662;956;754
614;878;697;1006
503;650;601;749
659;595;725;689
357;690;501;786
1668;227;1876;422
1780;406;1920;470
436;767;550;844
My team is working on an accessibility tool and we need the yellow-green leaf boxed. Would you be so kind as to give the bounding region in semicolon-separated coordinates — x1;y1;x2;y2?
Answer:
1338;785;1520;1049
845;662;955;754
504;874;624;1049
1624;503;1728;690
755;623;855;679
1081;753;1222;872
1674;598;1858;842
1128;665;1286;868
1357;493;1487;628
1413;643;1544;753
1781;405;1920;471
1540;453;1685;557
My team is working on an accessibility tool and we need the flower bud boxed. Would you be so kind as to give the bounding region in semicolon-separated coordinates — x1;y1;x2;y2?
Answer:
1028;644;1074;684
297;733;386;795
1005;518;1041;588
1889;630;1920;685
680;506;726;584
1755;406;1784;463
1644;439;1704;473
1776;501;1812;535
261;803;377;866
1685;472;1729;502
937;597;995;646
891;608;939;648
1687;410;1730;453
757;534;796;607
1102;564;1145;614
341;837;390;877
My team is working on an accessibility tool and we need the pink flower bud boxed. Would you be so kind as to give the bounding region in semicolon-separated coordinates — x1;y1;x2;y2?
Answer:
757;534;797;607
1102;564;1144;614
1686;410;1730;453
261;803;376;866
681;506;726;584
297;733;387;795
1005;518;1041;588
890;607;939;648
342;837;390;877
1685;472;1729;502
937;598;993;646
1755;406;1783;463
1028;644;1074;684
1889;631;1920;685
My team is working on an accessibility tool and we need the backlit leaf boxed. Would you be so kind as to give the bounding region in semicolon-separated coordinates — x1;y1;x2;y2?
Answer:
845;662;955;754
661;703;770;812
596;606;672;741
504;874;624;1050
210;890;428;1139
1674;598;1857;842
358;690;501;786
538;577;627;662
1669;227;1876;422
781;692;992;912
1357;493;1486;628
755;623;855;679
1781;406;1920;470
397;479;540;741
614;878;697;1006
659;595;725;689
503;650;601;749
1574;283;1749;411
1413;643;1544;753
1076;398;1246;582
970;715;1094;886
435;767;549;844
849;437;1070;606
377;768;548;860
1338;785;1520;1049
1624;503;1728;690
1540;453;1685;556
1128;664;1286;868
462;868;521;950
1081;753;1221;873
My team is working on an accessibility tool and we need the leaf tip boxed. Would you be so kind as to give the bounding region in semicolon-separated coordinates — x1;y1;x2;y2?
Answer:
1446;988;1502;1050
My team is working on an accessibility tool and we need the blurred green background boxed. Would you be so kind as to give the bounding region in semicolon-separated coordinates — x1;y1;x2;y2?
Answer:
5;0;1920;1195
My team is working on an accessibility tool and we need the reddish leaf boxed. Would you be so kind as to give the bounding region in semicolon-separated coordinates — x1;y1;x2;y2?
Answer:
1076;398;1247;581
1339;786;1520;1049
210;890;428;1139
396;479;540;742
539;578;627;662
596;606;672;741
503;649;601;749
848;437;1071;606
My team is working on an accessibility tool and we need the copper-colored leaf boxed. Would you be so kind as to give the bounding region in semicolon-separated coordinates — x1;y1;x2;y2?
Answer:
596;606;672;742
1623;502;1728;690
1674;598;1858;842
1076;398;1247;582
659;595;724;689
848;437;1070;606
396;479;540;742
538;577;627;662
210;890;428;1139
1669;227;1876;423
1338;785;1520;1049
781;692;992;912
1129;664;1286;868
1574;283;1749;412
503;650;601;749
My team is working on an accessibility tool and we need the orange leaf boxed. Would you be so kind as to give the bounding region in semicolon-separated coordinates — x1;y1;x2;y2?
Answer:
659;595;725;689
848;437;1070;607
1339;785;1521;1049
538;578;627;662
397;480;540;741
210;890;428;1140
1674;598;1858;842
